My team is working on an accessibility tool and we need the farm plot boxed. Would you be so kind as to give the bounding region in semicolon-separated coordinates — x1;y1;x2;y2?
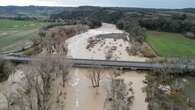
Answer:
0;19;48;53
146;31;195;57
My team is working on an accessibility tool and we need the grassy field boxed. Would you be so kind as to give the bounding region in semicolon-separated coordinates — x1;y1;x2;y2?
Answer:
0;19;49;53
146;31;195;57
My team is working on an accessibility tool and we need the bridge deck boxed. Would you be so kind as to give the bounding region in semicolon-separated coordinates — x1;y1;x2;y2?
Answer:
0;55;195;71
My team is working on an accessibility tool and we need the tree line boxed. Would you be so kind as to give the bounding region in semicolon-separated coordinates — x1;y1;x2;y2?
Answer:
51;6;195;38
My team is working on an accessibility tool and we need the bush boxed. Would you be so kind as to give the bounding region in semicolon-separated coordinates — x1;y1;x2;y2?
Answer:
184;32;195;39
81;18;102;29
0;60;14;82
142;43;157;58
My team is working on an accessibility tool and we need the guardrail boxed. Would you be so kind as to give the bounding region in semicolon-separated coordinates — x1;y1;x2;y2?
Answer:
0;54;195;71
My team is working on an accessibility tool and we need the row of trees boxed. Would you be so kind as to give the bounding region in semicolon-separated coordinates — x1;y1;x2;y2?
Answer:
51;6;195;39
117;17;145;43
2;57;71;110
0;20;89;110
116;16;145;56
34;24;88;54
139;17;195;33
81;17;102;29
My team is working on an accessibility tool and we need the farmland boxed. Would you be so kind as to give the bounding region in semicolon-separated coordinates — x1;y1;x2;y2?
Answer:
146;31;195;57
0;19;49;53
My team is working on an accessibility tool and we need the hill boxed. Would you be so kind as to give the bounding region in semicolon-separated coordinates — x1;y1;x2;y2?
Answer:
0;6;66;18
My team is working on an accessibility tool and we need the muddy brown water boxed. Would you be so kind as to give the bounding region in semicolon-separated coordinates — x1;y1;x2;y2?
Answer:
65;68;148;110
65;23;148;110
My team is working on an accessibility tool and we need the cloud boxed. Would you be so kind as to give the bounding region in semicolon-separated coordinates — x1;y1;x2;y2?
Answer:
0;0;65;6
0;0;195;8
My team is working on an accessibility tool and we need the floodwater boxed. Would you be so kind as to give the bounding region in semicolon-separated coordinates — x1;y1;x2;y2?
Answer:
66;23;146;61
118;71;148;110
65;23;148;110
65;68;148;110
65;68;107;110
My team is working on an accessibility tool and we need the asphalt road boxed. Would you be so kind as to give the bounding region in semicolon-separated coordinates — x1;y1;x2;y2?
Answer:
1;54;195;72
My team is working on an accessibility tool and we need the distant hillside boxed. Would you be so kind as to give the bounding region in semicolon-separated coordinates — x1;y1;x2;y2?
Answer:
51;6;195;20
0;6;67;18
51;6;195;22
51;6;195;34
0;6;195;33
1;6;195;19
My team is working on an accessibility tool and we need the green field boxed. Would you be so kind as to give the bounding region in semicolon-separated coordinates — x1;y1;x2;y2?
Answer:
146;31;195;57
0;19;49;53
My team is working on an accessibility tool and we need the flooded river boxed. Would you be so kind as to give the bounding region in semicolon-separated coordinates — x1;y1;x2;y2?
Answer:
65;23;148;110
65;68;147;110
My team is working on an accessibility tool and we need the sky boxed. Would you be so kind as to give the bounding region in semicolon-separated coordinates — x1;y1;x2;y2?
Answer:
0;0;195;9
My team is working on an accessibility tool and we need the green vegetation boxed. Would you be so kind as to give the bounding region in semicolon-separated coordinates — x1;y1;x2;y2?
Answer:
0;19;47;30
145;62;195;110
51;6;195;35
184;77;195;109
145;74;191;110
0;6;65;18
146;31;195;57
0;59;14;82
0;19;49;53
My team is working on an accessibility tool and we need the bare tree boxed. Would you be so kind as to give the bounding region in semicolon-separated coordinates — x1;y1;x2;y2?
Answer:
2;92;12;110
38;25;88;55
88;69;103;88
30;56;70;110
105;79;134;110
5;56;72;110
145;58;195;110
2;91;26;110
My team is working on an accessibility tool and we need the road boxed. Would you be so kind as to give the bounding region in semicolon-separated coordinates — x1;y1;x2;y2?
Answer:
0;54;195;71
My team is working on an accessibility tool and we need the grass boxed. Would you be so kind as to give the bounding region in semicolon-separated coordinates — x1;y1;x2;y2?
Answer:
146;31;195;57
0;19;49;53
0;19;47;30
19;47;35;55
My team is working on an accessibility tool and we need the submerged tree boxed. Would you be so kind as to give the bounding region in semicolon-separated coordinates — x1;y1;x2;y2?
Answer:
145;58;195;110
88;69;103;88
106;79;134;110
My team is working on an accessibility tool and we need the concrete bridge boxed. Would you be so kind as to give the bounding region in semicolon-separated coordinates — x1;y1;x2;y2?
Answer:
0;54;195;71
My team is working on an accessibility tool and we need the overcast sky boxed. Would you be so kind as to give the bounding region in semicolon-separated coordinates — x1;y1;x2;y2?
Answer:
0;0;195;9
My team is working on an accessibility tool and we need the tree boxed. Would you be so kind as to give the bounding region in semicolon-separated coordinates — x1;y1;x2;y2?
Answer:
37;25;88;55
88;69;103;88
2;90;27;110
2;56;72;110
26;56;71;110
81;17;102;29
0;60;14;82
106;79;134;110
117;16;145;43
145;58;195;110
